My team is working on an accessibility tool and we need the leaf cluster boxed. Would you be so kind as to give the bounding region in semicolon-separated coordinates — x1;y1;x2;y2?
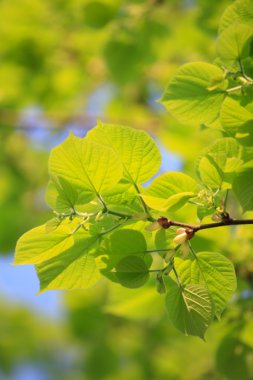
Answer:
15;0;253;339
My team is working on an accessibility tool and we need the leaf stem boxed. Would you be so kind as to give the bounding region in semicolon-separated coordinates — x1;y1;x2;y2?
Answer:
133;183;155;222
223;189;229;212
226;85;242;93
99;222;125;237
106;209;133;219
97;194;108;211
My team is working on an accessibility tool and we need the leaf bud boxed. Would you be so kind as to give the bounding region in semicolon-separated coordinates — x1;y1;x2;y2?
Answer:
173;231;187;245
157;217;172;229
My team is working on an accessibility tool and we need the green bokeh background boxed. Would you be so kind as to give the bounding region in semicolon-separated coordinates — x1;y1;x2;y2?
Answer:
1;1;253;379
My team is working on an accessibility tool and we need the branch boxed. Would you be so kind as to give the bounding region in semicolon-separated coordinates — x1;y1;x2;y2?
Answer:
157;216;253;233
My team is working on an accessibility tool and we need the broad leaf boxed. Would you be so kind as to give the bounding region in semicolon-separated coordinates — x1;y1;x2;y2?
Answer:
160;62;227;126
219;0;253;33
36;232;101;292
49;133;123;204
102;180;143;214
142;172;198;211
217;23;253;68
46;176;91;213
196;137;243;189
221;97;253;134
165;280;214;339
102;229;152;271
15;223;75;265
233;160;253;211
87;122;161;184
174;252;237;318
115;255;150;288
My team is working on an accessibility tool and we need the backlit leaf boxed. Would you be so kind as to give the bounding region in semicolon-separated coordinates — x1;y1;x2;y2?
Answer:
49;133;123;204
87;122;161;184
160;62;227;126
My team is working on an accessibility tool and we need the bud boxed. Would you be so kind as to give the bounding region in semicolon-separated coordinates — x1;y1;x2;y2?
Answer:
157;217;172;229
176;227;186;234
173;231;187;245
145;221;161;232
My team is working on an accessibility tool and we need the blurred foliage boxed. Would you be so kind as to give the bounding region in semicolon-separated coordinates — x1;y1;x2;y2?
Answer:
2;0;253;379
1;283;253;380
0;0;232;252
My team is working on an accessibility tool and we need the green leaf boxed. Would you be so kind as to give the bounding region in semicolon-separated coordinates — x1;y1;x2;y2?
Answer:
15;223;75;265
49;132;123;204
217;23;253;69
102;180;143;214
102;229;152;271
220;97;253;135
219;0;253;33
155;228;175;252
160;62;227;126
233;160;253;211
36;231;101;292
86;122;161;184
115;256;150;288
196;137;243;189
46;176;82;213
165;280;214;339
142;172;198;211
174;252;237;318
197;156;223;190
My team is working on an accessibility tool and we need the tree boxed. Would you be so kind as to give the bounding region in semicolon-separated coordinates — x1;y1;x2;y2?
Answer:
14;0;253;342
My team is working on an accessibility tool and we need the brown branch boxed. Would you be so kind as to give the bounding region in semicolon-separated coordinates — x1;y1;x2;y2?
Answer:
157;216;253;233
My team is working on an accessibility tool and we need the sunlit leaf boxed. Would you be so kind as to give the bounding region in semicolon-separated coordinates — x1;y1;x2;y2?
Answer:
196;137;243;189
15;223;75;265
233;160;253;211
36;232;101;292
220;97;253;134
87;122;161;184
142;172;198;211
160;62;227;126
219;0;253;33
49;132;123;204
217;23;253;68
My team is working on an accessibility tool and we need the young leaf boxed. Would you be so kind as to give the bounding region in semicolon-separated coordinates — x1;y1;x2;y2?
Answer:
115;255;150;288
36;232;101;292
160;62;227;126
142;172;198;211
233;160;253;211
174;252;237;318
15;224;75;265
219;0;253;33
87;122;161;184
220;97;253;135
216;23;253;69
196;137;243;189
102;229;152;271
165;280;214;339
46;176;83;213
49;133;123;204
